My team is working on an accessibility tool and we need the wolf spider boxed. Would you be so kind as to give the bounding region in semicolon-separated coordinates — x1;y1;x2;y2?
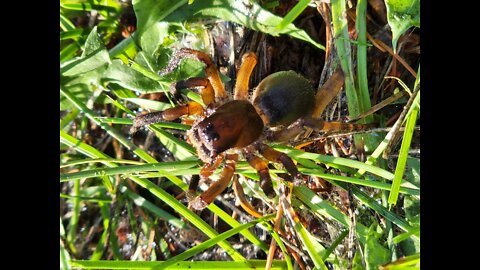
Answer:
130;48;366;212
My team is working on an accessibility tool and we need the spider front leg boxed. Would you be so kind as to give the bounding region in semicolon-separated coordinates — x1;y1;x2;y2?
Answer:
160;48;227;101
169;77;215;106
189;154;238;210
130;101;203;134
243;145;275;198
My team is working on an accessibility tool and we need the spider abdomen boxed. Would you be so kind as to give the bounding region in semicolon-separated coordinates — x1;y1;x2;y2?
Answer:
253;71;315;127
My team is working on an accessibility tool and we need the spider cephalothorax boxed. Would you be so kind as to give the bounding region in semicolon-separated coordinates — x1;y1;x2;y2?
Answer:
130;48;366;213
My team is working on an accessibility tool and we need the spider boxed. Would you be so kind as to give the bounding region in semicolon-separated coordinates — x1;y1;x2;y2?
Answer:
130;48;366;212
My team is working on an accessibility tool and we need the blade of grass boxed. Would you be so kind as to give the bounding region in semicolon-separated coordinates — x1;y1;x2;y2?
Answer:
60;130;261;261
60;2;118;13
60;162;201;182
274;145;394;180
331;0;360;119
153;215;274;269
60;29;84;41
322;229;348;261
70;260;289;269
60;107;80;130
293;156;415;235
355;0;378;151
60;193;112;203
60;42;81;62
294;184;368;244
293;219;328;270
90;202;110;260
60;161;418;196
388;92;419;206
61;87;157;163
120;186;187;230
60;158;146;167
60;217;72;270
97;117;191;130
275;0;311;31
66;178;80;254
337;182;415;234
393;226;420;244
60;13;76;32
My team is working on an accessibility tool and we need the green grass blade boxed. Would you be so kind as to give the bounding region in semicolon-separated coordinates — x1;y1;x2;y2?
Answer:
337;182;415;234
60;217;72;270
97;117;191;130
60;87;157;163
60;107;80;130
294;185;368;244
153;215;274;269
388;94;419;205
60;29;84;41
293;220;328;270
388;67;420;206
60;13;76;32
331;0;360;118
66;179;80;254
60;2;118;13
300;168;419;196
120;186;187;229
70;260;289;269
274;145;394;180
61;130;247;262
355;0;378;151
275;0;311;31
207;203;269;252
322;229;348;261
393;226;420;244
60;42;80;62
60;158;146;167
90;202;110;260
61;131;266;253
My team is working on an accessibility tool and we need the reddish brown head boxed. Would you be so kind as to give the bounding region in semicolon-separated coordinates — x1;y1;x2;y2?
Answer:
188;100;264;163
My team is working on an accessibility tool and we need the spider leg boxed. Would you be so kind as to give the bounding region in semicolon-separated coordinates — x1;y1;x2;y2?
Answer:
232;176;263;218
130;101;203;134
170;77;215;107
255;142;302;181
311;67;345;119
243;146;275;198
189;154;238;210
186;154;224;201
159;48;227;101
233;52;257;100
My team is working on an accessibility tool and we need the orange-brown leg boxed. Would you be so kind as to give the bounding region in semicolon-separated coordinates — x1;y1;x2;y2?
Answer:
159;48;227;101
130;101;203;134
189;154;238;210
233;52;257;100
170;77;215;107
243;146;275;198
310;67;345;119
186;154;224;202
302;117;371;132
266;117;371;142
232;176;263;218
255;142;301;180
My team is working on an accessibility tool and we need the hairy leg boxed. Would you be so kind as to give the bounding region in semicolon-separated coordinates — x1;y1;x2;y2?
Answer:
233;52;257;100
159;48;227;101
189;154;238;210
130;101;203;134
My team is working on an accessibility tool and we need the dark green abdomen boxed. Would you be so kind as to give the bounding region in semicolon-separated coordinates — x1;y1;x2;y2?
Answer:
253;71;315;127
